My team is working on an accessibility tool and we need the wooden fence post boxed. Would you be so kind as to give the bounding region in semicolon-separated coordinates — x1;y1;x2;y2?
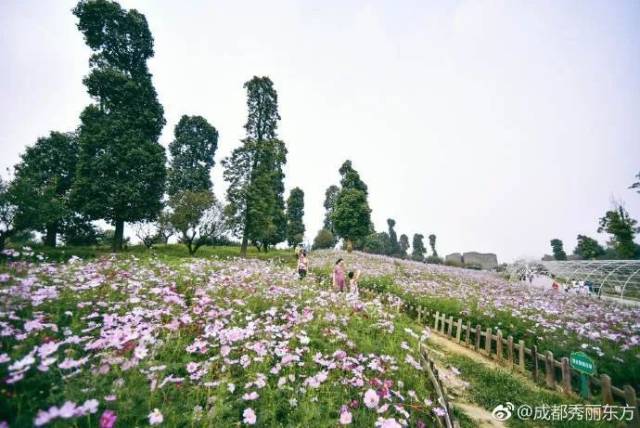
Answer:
545;351;556;389
507;336;514;367
560;357;571;395
474;324;481;352
485;327;492;356
455;318;463;343
440;314;447;335
601;374;614;405
434;312;439;330
496;330;503;362
417;307;422;323
532;345;539;383
465;321;471;346
518;340;525;371
624;385;639;427
447;316;454;337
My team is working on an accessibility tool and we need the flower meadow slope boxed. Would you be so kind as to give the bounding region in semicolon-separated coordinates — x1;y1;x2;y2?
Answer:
0;254;440;427
313;251;640;387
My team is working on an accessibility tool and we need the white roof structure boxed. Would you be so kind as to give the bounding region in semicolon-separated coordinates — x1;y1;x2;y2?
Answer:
508;260;640;302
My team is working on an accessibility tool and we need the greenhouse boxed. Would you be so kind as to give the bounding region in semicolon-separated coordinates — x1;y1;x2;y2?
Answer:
508;260;640;303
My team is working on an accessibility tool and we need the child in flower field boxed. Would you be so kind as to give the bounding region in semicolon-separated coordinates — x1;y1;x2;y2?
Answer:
348;270;361;295
297;250;309;279
333;258;346;292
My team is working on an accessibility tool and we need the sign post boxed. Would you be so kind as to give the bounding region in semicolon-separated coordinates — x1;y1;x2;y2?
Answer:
570;352;596;399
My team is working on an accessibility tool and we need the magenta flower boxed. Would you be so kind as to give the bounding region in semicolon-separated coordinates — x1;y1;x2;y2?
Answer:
100;410;117;428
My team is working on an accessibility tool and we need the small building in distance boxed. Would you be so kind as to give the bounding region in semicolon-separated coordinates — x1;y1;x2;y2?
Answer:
445;251;499;270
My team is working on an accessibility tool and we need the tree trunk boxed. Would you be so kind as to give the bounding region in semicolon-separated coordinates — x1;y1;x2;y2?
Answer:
113;220;124;251
346;239;353;253
0;233;5;252
44;224;57;248
240;234;248;257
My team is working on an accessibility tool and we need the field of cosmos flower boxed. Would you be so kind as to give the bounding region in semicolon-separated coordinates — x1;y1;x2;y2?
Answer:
0;247;638;427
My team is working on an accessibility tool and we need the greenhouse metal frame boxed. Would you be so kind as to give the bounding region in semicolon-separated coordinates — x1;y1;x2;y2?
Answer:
508;260;640;302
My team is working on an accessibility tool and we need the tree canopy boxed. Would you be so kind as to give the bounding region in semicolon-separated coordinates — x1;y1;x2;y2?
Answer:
573;234;605;260
428;234;438;257
399;234;410;258
10;131;78;247
286;187;305;248
167;115;218;197
412;234;426;262
598;205;638;259
332;188;372;250
550;239;567;261
0;176;17;251
223;76;287;255
387;219;400;256
71;0;166;250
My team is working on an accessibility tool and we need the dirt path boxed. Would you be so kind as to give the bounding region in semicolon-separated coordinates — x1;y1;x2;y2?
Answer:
426;332;562;428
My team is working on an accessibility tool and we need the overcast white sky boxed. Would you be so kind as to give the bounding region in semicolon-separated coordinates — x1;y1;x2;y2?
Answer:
1;0;639;262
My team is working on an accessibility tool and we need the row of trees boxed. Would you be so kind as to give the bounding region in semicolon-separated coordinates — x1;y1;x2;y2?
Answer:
0;0;306;256
549;200;640;261
310;161;440;262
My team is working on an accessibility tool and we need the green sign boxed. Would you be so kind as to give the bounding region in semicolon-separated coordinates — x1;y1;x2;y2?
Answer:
570;352;596;399
570;352;596;375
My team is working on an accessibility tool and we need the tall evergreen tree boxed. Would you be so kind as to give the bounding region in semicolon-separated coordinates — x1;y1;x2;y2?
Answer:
10;131;78;247
399;234;410;258
339;160;368;195
286;187;305;248
387;219;400;256
598;205;638;259
167;115;218;197
428;234;438;257
412;234;426;262
550;239;567;261
332;188;371;252
573;234;605;260
323;185;340;232
71;0;166;251
223;76;286;256
332;161;372;251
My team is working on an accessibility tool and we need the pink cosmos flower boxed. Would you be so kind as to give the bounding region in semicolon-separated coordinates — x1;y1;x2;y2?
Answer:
375;417;402;428
339;406;353;425
100;410;117;428
242;391;259;401
243;408;257;425
364;389;380;409
148;408;163;425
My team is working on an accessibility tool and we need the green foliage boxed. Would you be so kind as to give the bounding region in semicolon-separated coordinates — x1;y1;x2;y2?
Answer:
9;131;78;247
223;77;287;255
169;191;226;255
62;214;100;246
312;229;335;250
0;176;17;250
155;210;176;244
244;76;280;141
71;0;167;250
631;171;640;193
573;234;605;259
550;238;567;260
322;185;340;234
362;232;391;255
411;233;426;261
332;161;372;248
286;187;305;247
338;160;368;195
398;234;410;259
428;234;437;257
387;219;400;256
332;189;372;246
597;204;639;259
167;115;218;197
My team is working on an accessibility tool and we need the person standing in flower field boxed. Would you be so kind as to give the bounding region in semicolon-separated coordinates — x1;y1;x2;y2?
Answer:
333;258;346;292
348;270;361;295
297;250;309;279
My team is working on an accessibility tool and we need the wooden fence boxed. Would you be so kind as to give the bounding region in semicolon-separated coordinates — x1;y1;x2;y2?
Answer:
401;301;640;426
418;341;460;428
